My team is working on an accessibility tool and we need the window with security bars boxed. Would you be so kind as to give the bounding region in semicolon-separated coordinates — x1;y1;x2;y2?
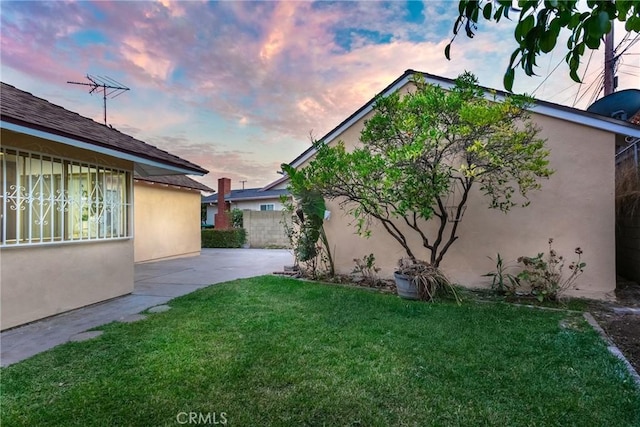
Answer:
0;147;131;246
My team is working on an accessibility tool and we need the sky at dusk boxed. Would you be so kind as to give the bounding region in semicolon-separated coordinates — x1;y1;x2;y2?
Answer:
1;1;638;191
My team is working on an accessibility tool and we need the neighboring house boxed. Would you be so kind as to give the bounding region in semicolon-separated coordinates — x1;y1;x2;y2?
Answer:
280;69;640;301
0;82;209;330
202;177;291;248
202;181;289;226
134;175;213;263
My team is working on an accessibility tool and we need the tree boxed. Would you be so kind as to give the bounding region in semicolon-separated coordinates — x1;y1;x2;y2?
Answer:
280;163;335;277
446;0;640;91
302;72;553;268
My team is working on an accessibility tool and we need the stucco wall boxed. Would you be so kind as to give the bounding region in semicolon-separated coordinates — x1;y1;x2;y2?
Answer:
1;239;133;330
243;210;291;248
305;104;617;300
134;181;201;263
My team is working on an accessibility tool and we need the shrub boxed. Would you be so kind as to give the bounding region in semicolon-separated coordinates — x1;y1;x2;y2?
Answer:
483;253;521;296
231;208;244;228
352;253;382;286
201;228;247;248
517;238;586;302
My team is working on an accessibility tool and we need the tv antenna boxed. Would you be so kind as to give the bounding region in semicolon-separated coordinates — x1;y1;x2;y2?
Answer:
239;180;247;190
67;75;130;125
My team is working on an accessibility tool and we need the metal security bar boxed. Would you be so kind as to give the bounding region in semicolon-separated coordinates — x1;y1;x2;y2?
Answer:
616;136;640;169
0;147;131;246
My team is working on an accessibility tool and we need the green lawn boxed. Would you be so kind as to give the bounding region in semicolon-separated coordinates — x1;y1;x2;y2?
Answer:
2;276;639;426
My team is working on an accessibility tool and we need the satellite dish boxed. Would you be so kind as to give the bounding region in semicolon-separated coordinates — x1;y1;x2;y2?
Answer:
587;89;640;121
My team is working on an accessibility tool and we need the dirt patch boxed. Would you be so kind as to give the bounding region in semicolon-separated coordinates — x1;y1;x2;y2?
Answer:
593;311;640;371
589;280;640;373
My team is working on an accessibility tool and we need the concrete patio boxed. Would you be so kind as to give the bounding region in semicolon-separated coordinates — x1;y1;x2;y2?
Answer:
1;248;293;367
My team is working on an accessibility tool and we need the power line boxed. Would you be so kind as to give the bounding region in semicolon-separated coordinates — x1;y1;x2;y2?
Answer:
531;56;565;96
572;49;595;107
616;34;640;58
549;66;603;105
586;73;605;106
618;71;639;77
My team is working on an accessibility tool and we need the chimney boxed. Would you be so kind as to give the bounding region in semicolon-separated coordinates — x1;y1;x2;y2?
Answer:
214;177;232;229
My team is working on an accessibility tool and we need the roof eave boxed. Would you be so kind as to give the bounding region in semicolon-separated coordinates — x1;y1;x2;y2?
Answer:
1;119;207;176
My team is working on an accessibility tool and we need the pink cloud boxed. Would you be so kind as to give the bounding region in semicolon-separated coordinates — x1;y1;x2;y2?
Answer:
2;0;637;190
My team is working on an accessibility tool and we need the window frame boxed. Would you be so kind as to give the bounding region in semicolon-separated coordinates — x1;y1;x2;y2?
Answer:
1;146;132;247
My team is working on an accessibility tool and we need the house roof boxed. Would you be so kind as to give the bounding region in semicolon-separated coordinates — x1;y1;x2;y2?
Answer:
261;174;289;191
283;69;640;170
0;82;208;176
135;175;215;192
202;188;289;204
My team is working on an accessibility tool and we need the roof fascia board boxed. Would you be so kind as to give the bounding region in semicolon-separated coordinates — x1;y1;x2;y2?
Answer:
1;120;204;175
529;104;640;137
260;175;288;190
208;195;286;203
473;91;640;137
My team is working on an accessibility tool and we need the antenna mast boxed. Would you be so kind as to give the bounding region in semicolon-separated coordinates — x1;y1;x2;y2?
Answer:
67;75;130;125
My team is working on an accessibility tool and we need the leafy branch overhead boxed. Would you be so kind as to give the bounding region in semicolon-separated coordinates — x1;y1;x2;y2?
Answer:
447;0;640;91
303;72;553;267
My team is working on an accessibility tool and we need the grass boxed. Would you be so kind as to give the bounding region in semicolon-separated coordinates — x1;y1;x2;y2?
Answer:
2;276;639;426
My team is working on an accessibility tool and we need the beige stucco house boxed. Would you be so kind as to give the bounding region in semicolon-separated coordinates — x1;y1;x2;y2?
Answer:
281;69;640;301
0;82;209;330
134;175;213;263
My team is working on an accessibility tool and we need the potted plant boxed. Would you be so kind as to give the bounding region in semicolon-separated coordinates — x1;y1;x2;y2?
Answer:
394;258;460;303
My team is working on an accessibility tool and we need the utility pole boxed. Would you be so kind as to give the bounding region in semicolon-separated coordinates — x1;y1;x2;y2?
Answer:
240;180;247;190
603;25;616;96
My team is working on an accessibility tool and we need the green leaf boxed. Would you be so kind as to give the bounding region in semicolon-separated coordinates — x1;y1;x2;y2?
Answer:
445;43;451;60
596;10;612;35
483;2;492;20
584;34;600;49
569;67;581;83
504;67;515;92
508;49;520;69
520;14;535;36
539;29;558;53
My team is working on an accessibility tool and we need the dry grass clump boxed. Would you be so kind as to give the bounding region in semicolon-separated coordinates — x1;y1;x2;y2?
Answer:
616;163;640;218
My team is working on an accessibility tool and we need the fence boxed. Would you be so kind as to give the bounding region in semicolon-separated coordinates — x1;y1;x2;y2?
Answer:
243;210;291;248
616;136;639;168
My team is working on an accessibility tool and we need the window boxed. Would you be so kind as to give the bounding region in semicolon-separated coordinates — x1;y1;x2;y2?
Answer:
0;147;131;246
260;204;274;211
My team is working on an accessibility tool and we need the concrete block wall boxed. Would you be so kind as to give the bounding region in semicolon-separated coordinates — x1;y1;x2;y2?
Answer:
243;210;291;248
617;214;640;283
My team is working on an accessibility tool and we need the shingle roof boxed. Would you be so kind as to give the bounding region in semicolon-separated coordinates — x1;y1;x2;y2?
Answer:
135;175;215;192
202;188;289;204
0;82;208;175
